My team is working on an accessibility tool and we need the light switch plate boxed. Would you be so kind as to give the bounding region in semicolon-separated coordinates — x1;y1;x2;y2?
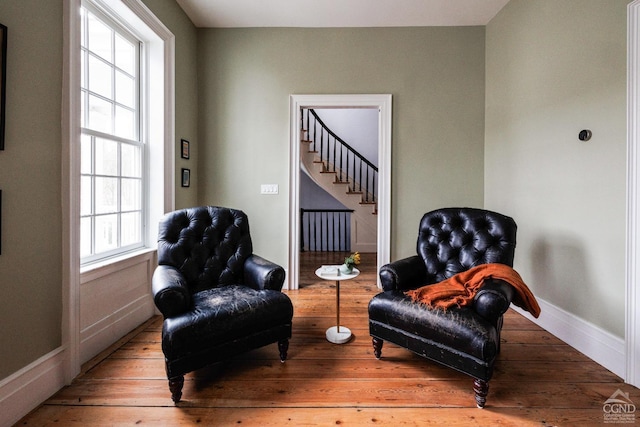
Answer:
261;184;279;195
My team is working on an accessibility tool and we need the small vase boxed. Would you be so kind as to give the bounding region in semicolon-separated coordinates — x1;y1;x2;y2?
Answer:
340;263;353;274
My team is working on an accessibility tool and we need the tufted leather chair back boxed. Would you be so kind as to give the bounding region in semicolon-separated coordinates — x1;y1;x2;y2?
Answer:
417;208;517;285
157;206;253;293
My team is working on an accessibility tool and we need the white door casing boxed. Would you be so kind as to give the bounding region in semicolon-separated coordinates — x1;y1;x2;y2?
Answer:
288;94;392;290
626;0;640;389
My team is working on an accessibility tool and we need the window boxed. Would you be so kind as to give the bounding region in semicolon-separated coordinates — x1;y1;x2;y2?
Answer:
80;4;145;263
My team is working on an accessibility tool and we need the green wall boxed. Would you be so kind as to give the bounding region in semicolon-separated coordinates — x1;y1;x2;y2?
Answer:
141;0;199;210
197;26;487;264
0;0;64;381
0;0;198;381
485;0;628;336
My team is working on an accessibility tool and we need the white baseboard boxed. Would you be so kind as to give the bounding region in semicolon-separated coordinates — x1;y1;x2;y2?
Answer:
512;297;625;378
0;347;67;427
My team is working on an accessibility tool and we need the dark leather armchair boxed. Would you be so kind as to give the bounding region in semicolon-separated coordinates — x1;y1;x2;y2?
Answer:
152;206;293;403
368;208;517;408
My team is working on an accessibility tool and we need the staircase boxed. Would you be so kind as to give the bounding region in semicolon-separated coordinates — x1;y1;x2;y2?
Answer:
300;109;378;253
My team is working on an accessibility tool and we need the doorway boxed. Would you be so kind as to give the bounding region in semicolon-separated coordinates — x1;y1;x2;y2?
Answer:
288;94;392;290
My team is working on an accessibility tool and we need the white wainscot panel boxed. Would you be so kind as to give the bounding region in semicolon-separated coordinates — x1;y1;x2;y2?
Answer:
79;251;156;363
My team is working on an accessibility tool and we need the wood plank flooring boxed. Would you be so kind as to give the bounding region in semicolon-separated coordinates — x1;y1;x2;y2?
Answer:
16;252;640;426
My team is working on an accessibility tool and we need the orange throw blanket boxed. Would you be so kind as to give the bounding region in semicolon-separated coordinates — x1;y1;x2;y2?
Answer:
405;263;541;318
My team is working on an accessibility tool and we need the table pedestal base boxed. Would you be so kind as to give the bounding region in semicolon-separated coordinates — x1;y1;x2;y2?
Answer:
326;326;352;344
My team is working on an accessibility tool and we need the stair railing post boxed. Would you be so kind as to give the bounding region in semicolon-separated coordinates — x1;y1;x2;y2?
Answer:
300;208;305;252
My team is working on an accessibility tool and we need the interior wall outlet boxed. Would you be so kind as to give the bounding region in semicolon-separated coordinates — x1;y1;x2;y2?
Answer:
260;184;279;195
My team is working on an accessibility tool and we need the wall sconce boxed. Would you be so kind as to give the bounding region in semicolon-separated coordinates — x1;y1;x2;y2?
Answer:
578;129;592;141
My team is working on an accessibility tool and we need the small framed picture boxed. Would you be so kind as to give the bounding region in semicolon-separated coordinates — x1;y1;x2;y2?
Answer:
1;23;7;151
181;139;190;159
181;168;190;187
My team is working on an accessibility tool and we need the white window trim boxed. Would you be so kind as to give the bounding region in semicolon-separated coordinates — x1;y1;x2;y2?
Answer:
62;0;174;383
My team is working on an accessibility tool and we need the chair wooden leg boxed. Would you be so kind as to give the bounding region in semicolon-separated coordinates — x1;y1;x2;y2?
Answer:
372;337;384;359
473;378;489;408
278;339;289;362
169;375;184;404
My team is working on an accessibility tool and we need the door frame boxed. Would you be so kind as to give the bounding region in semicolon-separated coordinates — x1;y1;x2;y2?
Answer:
626;0;640;389
288;94;392;290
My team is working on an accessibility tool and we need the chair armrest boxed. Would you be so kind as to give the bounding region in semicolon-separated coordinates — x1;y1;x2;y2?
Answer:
473;278;515;324
244;254;286;291
152;265;191;318
379;255;427;291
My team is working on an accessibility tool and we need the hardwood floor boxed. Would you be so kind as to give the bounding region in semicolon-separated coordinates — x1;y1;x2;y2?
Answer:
17;252;640;426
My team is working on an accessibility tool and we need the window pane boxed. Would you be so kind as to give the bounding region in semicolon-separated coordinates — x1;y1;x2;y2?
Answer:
115;70;134;108
95;138;118;176
95;214;118;253
115;106;135;139
121;178;141;211
88;13;112;62
81;50;86;88
80;217;92;258
88;94;113;134
81;176;92;215
115;34;135;75
121;143;141;177
80;5;144;263
81;8;87;48
121;211;141;246
95;177;118;214
88;55;113;99
81;134;92;174
81;90;86;128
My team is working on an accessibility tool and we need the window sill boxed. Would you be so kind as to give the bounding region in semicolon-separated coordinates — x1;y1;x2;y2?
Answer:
80;247;157;283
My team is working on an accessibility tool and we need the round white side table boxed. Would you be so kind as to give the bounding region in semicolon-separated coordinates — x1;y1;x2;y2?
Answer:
315;266;360;344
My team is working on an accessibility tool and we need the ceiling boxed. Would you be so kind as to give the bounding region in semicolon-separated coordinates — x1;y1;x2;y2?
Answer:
175;0;511;28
